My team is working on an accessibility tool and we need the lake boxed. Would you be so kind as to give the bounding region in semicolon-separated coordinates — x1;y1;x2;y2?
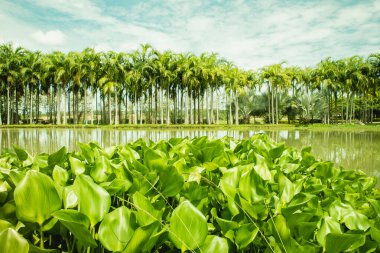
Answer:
1;128;379;181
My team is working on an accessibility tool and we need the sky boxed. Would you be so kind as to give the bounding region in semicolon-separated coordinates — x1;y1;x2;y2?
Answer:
0;0;379;69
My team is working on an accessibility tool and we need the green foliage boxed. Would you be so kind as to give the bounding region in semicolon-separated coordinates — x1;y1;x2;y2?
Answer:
0;135;380;252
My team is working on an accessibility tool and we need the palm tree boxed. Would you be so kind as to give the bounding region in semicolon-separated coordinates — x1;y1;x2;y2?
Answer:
0;43;26;124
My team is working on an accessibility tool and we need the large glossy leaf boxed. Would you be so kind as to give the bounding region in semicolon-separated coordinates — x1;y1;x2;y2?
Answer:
343;211;371;231
0;228;29;253
14;170;61;225
98;206;136;252
144;148;167;171
169;200;208;251
13;145;30;162
74;174;111;226
133;192;162;226
235;224;259;249
199;235;229;253
52;165;69;186
219;167;241;216
63;185;78;209
316;216;342;247
157;166;184;197
239;167;267;203
53;209;97;248
122;222;159;253
325;233;366;253
90;155;112;183
69;156;86;176
48;147;67;167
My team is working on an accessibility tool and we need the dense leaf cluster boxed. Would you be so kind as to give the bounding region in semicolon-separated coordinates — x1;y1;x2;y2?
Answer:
0;135;379;252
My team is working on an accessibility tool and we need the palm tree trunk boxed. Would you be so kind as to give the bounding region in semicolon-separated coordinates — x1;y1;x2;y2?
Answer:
125;89;130;124
193;94;196;125
216;99;219;125
160;89;163;124
83;86;87;124
102;94;105;124
108;92;111;125
114;89;118;125
184;90;188;124
23;84;27;121
57;85;61;124
36;83;40;120
210;87;214;124
271;85;275;124
229;90;233;125
275;87;279;124
189;92;193;124
62;87;67;124
15;84;18;124
197;94;201;124
155;83;158;124
29;84;33;124
235;90;239;126
134;92;138;124
166;87;170;125
139;98;143;125
95;90;99;124
352;93;355;122
6;83;10;125
90;90;94;125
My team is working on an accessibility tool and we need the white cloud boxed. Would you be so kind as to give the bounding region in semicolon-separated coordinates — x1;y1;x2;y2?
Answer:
1;0;379;69
31;30;65;45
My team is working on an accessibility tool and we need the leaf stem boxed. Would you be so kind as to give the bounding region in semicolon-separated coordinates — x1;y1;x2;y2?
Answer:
40;225;44;249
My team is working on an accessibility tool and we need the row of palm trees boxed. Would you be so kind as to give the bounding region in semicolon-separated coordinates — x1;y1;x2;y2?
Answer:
0;43;379;125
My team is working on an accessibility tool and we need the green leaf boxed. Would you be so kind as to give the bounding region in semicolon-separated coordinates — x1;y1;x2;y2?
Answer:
325;233;366;253
169;200;208;251
343;211;371;231
90;155;112;183
14;170;61;225
199;235;229;253
219;167;241;216
122;222;159;253
0;219;12;233
316;216;342;247
0;228;29;253
13;146;29;162
69;156;86;176
239;167;267;203
144;148;167;171
63;185;78;209
53;209;97;248
101;178;132;195
52;165;69;186
74;174;111;227
158;166;184;197
48;147;67;167
98;206;136;252
279;173;296;203
133;192;162;226
235;224;259;249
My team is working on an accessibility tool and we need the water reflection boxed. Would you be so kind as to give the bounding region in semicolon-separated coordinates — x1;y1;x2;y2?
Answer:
1;128;379;181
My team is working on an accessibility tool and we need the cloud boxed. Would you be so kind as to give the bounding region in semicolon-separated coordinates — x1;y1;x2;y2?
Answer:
1;0;379;69
31;30;65;45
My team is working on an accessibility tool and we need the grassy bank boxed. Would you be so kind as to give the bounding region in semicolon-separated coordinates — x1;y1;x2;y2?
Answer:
1;123;380;131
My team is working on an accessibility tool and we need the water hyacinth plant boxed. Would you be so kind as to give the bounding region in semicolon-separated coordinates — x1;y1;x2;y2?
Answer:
0;134;379;252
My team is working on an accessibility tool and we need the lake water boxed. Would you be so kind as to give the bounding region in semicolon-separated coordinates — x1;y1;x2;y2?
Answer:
0;128;379;181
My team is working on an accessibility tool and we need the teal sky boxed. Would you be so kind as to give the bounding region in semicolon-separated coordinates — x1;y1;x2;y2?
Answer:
0;0;379;69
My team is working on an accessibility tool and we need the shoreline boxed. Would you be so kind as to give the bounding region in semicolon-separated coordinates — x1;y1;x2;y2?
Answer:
1;123;380;131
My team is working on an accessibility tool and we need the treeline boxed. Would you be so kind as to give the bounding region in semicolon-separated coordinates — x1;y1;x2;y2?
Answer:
0;43;379;125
